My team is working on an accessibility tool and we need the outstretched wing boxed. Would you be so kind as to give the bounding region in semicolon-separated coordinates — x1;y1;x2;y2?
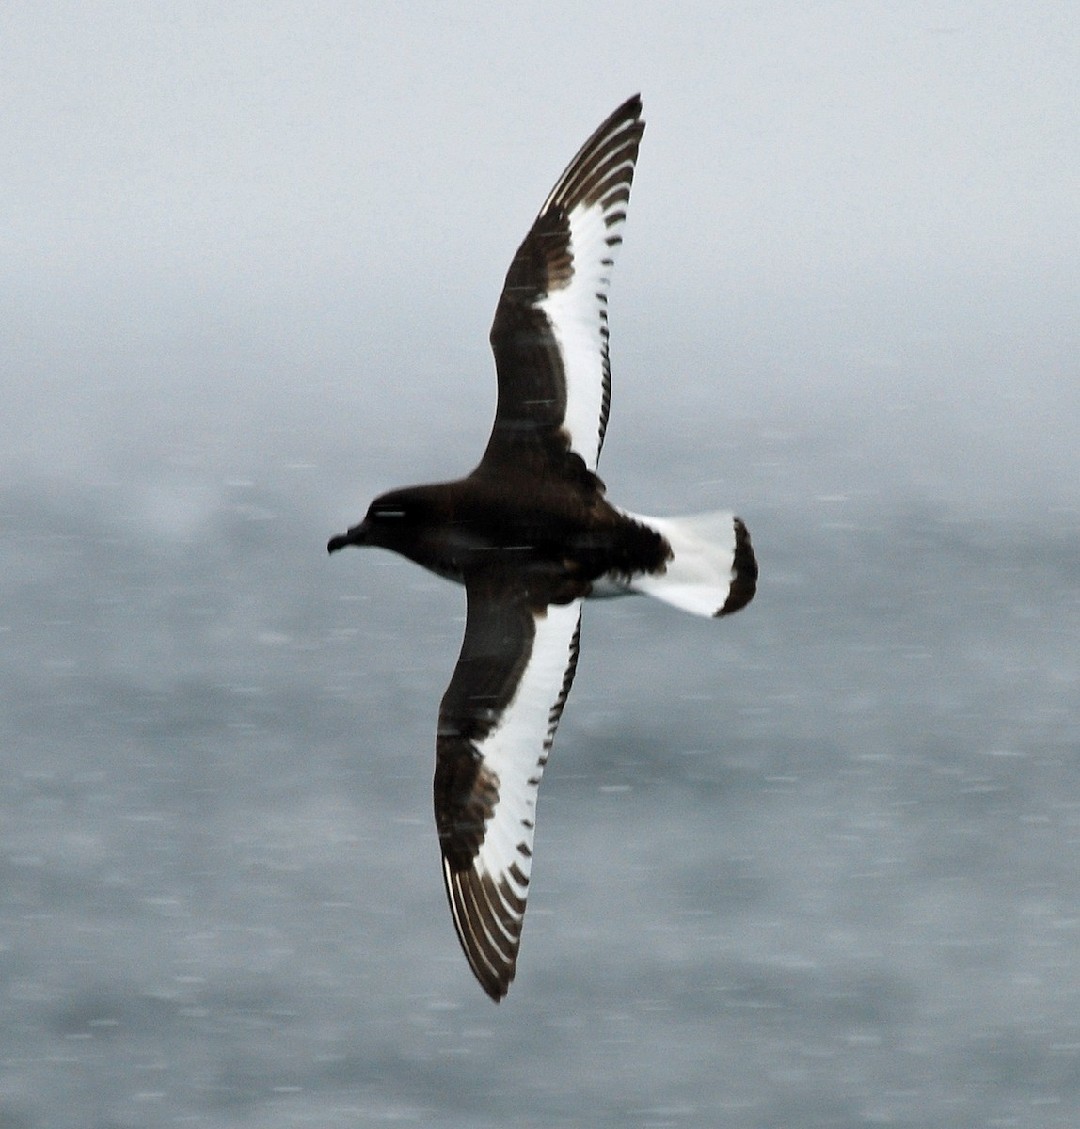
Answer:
435;581;582;1001
482;95;644;476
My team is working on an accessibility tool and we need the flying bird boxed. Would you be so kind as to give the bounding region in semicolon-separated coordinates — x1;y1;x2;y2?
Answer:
328;95;756;1001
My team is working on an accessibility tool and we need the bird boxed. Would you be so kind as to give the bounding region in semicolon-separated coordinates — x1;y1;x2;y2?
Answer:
328;94;756;1002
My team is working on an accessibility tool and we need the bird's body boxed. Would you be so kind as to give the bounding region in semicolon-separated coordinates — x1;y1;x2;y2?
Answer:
327;473;672;599
329;95;756;1001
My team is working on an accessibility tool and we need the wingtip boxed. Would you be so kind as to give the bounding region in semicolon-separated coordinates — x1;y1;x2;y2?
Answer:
612;92;644;129
441;862;520;1003
484;979;509;1004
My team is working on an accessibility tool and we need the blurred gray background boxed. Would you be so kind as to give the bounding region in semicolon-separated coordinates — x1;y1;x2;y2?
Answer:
2;3;1078;1126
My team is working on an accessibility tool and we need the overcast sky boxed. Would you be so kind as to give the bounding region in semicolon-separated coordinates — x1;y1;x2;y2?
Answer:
3;2;1077;520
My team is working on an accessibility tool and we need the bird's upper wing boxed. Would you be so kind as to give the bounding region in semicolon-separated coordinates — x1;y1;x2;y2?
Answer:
482;95;644;476
435;579;582;1001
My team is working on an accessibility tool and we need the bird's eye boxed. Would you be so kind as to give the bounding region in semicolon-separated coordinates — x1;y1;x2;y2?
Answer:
376;508;406;519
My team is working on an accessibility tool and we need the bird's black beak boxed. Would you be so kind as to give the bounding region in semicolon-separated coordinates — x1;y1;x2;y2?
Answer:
327;521;368;554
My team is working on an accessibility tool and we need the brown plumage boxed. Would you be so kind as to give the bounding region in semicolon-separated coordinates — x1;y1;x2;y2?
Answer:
329;95;756;1001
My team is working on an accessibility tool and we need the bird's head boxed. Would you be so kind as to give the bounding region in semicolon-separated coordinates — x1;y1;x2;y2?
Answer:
327;489;422;554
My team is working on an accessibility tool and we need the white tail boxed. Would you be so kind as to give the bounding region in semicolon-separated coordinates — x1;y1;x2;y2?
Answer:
598;509;757;618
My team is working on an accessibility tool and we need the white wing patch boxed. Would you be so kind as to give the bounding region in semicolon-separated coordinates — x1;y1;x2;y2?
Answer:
538;193;630;471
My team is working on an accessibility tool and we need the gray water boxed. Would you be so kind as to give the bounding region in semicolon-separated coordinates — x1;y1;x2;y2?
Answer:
3;431;1078;1128
3;5;1079;1125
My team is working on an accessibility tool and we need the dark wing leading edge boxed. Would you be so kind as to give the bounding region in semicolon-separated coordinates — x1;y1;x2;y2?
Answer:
482;95;645;476
435;580;582;1001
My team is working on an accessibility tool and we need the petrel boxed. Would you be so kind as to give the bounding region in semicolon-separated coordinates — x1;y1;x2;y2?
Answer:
328;95;756;1001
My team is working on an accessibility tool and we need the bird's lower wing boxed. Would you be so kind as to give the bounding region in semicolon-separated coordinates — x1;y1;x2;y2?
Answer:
435;580;582;1001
